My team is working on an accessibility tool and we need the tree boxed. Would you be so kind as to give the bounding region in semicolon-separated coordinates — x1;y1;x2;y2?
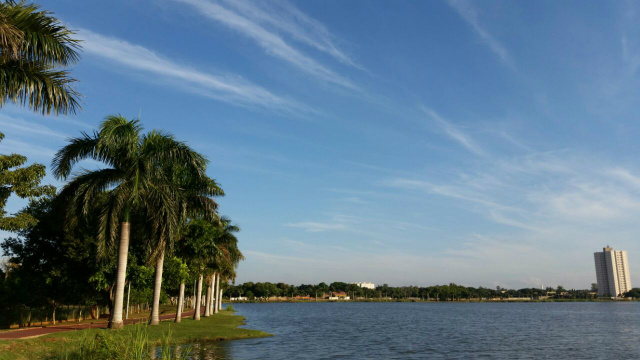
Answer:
210;217;243;312
624;288;640;298
0;132;55;231
52;115;208;329
0;1;81;115
1;195;106;326
162;256;189;322
147;163;222;325
179;218;219;320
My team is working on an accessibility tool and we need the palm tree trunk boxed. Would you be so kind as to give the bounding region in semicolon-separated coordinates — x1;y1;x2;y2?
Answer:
109;221;130;329
175;282;185;323
149;248;165;325
204;276;211;317
125;281;131;320
214;274;221;314
210;273;216;314
193;274;203;320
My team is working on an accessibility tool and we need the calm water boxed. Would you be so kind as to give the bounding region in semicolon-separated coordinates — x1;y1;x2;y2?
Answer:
185;302;640;359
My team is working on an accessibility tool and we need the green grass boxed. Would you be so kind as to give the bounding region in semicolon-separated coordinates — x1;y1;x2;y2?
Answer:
0;309;271;360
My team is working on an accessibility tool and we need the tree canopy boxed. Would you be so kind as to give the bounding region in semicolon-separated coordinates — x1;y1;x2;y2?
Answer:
0;132;55;231
0;0;81;115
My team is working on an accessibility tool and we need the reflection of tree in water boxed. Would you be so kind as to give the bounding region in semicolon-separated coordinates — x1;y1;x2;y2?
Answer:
181;341;232;360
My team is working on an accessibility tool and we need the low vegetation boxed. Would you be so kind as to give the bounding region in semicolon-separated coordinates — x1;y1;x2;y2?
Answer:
0;309;270;360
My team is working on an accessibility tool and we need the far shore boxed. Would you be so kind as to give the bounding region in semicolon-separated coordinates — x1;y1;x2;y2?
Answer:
228;298;636;303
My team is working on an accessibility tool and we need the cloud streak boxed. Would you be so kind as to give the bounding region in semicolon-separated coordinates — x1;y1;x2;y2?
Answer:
446;0;513;68
173;0;358;90
422;107;486;156
284;221;348;232
220;0;362;69
78;29;310;115
0;114;69;139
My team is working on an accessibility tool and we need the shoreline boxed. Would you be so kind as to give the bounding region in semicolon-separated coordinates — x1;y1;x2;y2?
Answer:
229;298;635;303
0;309;271;360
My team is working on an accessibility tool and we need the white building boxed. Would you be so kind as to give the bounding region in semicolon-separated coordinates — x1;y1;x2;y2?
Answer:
353;282;375;290
594;246;632;297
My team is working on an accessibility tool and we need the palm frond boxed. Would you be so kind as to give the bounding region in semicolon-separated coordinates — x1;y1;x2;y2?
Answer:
0;59;80;115
96;185;130;258
141;131;207;175
0;1;81;66
51;131;98;179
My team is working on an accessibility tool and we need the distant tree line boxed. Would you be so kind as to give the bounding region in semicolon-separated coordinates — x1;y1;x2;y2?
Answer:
227;282;601;300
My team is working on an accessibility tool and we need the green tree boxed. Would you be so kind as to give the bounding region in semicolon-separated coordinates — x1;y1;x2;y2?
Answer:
210;217;243;313
179;218;220;321
147;162;221;325
1;195;106;326
624;288;640;298
0;1;81;115
52;115;208;329
0;132;54;231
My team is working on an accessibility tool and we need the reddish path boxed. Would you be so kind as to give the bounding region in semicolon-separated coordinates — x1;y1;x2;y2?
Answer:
0;308;203;340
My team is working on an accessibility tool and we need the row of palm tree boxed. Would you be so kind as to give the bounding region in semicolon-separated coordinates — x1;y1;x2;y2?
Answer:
1;1;243;329
52;116;242;328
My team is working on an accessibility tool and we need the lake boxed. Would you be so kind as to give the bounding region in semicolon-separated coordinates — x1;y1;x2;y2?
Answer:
185;302;640;359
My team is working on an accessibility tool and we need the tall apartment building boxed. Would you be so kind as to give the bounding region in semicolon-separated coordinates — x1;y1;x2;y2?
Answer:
352;282;375;290
594;246;632;297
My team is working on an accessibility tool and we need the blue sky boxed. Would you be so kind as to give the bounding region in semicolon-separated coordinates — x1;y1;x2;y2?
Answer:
3;0;640;289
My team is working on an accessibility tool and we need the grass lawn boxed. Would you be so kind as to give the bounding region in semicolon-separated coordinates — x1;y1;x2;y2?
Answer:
0;309;271;360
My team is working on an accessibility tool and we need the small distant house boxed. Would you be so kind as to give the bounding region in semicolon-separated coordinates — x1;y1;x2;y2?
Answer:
328;292;350;300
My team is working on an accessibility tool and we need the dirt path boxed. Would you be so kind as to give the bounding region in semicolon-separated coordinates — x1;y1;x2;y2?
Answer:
0;308;203;340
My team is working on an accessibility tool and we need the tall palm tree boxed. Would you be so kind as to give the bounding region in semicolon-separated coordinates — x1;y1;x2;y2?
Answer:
210;217;242;313
52;115;207;329
179;218;219;321
0;1;81;115
148;167;222;326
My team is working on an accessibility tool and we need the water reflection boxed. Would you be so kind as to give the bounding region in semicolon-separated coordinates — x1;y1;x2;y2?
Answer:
182;341;232;360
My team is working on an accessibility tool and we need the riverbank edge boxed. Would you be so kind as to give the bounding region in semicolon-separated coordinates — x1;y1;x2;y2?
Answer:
229;298;635;303
0;309;272;360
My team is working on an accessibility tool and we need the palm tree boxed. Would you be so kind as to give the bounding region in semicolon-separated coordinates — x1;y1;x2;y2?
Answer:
179;218;219;321
0;1;81;115
147;168;222;326
210;217;243;313
52;115;207;329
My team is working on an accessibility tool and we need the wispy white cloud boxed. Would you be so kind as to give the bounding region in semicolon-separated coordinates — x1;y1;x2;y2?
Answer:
220;0;362;69
0;139;57;159
0;114;69;139
422;107;486;156
284;221;348;232
608;167;640;190
173;0;358;90
386;178;511;211
446;0;513;68
78;29;311;115
387;150;640;228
